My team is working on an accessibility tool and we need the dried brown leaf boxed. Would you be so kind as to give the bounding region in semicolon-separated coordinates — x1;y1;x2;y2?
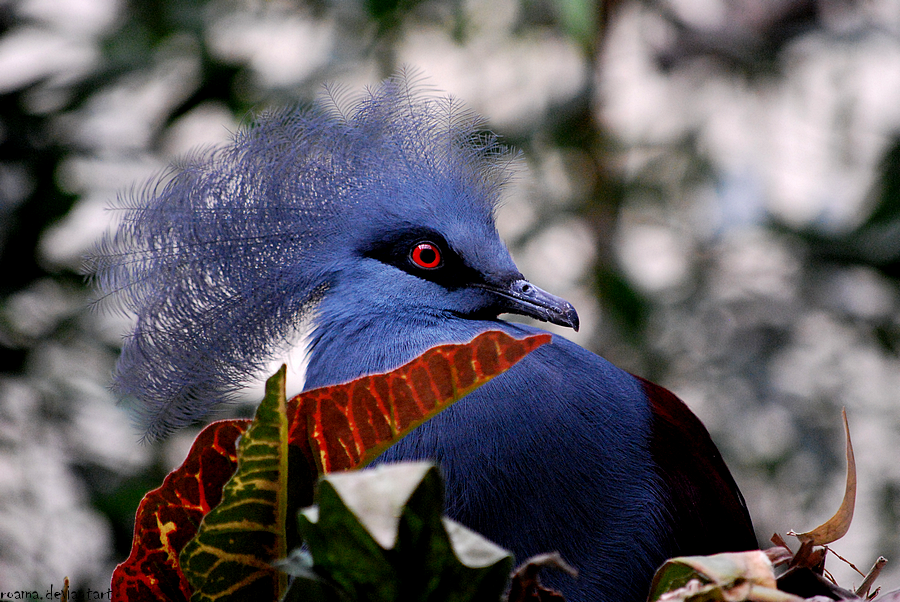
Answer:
790;408;856;546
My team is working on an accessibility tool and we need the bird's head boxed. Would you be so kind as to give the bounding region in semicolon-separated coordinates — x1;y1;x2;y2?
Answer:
322;152;579;332
303;82;578;335
87;72;577;439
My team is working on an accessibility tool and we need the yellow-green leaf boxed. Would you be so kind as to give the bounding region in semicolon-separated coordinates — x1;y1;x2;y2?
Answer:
180;365;290;601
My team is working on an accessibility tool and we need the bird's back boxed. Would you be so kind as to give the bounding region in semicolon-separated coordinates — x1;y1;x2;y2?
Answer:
640;376;757;558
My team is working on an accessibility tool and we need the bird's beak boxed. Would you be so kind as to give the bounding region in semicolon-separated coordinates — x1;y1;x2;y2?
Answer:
477;279;580;331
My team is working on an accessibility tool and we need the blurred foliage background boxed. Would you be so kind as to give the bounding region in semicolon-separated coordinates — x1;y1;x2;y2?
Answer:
2;0;900;593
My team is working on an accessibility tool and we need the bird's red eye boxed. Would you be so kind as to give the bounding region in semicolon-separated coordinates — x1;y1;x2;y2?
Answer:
410;242;442;269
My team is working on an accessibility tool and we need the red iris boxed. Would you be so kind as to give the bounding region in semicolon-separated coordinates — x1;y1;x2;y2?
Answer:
410;242;441;269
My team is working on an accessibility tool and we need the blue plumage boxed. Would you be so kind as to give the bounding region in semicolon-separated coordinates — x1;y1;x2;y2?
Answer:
88;74;756;601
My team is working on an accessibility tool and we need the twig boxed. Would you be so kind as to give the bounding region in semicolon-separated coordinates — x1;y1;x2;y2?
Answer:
854;557;888;598
824;545;866;578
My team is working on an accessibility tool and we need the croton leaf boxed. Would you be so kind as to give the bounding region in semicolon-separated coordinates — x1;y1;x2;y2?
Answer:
179;365;291;601
290;330;551;473
110;419;250;602
111;331;549;601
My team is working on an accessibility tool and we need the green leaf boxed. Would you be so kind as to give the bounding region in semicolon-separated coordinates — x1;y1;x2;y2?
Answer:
395;469;512;601
180;366;290;602
298;464;424;601
295;462;513;602
278;549;349;602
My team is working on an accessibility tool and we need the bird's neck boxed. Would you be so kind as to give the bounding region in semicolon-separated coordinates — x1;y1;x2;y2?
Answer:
303;297;509;391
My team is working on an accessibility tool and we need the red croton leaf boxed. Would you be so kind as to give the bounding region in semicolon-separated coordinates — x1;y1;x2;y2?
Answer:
111;419;250;602
289;330;550;472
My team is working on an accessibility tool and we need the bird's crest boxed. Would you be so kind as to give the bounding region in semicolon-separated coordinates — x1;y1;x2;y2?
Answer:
85;72;518;440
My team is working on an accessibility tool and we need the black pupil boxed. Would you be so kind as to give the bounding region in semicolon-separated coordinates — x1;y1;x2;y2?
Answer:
418;246;437;265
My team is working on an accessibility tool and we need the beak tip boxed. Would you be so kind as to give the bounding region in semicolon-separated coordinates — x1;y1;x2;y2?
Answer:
486;278;581;332
545;300;579;331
